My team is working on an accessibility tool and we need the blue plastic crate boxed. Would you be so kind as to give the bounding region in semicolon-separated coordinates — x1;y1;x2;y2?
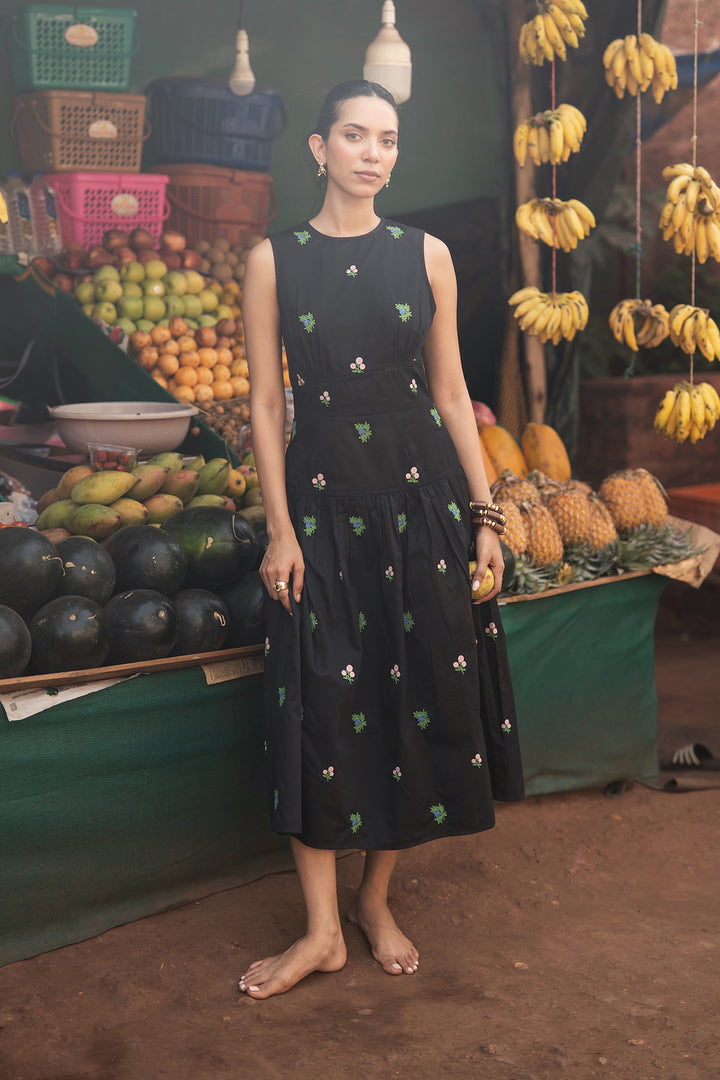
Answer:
143;78;286;171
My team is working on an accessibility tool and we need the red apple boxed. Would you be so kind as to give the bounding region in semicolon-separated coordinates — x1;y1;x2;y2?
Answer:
160;229;187;253
158;249;182;270
102;228;129;252
113;246;137;265
31;255;57;279
87;245;116;269
137;249;162;264
181;249;204;270
128;227;156;252
60;241;88;270
53;272;74;293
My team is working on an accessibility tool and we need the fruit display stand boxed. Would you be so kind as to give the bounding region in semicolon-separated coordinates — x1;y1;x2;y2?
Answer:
0;570;672;968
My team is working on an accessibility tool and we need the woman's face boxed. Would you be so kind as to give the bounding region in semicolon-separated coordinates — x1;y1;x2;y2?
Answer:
319;95;399;197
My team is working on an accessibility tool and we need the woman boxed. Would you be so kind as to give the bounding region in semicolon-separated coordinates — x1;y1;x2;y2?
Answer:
239;80;523;999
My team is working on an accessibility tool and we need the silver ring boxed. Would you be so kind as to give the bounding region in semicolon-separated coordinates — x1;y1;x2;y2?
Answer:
274;580;288;592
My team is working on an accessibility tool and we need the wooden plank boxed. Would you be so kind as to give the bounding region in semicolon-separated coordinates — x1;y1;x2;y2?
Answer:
499;570;651;604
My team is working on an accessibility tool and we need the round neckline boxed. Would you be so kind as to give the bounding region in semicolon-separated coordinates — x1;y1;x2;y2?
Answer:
305;217;385;240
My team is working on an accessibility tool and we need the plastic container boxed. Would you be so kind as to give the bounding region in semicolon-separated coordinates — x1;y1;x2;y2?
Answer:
88;442;138;472
0;188;11;253
49;401;198;456
6;5;138;93
29;172;62;254
44;171;169;248
154;164;276;248
143;78;285;171
4;171;38;256
13;90;147;174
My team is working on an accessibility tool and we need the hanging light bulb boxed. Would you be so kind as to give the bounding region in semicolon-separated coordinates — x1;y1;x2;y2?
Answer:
363;0;412;105
228;1;256;97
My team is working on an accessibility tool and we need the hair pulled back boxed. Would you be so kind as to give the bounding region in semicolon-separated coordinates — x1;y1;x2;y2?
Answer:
312;79;398;141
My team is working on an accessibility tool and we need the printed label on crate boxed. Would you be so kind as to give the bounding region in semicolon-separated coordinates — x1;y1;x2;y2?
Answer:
64;23;99;47
110;192;139;217
202;655;264;685
88;119;118;140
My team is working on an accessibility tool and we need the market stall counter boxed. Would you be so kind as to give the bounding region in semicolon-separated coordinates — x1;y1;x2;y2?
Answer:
0;572;667;969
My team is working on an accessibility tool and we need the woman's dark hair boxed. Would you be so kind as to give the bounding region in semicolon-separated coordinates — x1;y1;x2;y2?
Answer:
312;80;398;141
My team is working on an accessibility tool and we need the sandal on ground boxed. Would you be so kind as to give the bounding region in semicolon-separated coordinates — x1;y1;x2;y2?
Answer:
661;743;720;771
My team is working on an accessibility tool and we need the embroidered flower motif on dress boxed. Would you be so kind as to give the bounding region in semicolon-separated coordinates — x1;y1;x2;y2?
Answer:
303;515;317;536
309;611;318;631
312;473;326;491
319;390;331;406
296;374;305;386
350;812;363;834
405;466;420;483
322;766;335;782
346;264;358;278
386;225;404;239
397;512;407;533
273;788;279;810
358;611;367;631
501;718;512;734
385;565;394;581
448;501;462;522
453;655;468;675
485;622;499;641
278;686;286;705
294;230;311;245
430;803;447;825
390;664;401;684
395;302;412;323
355;422;372;443
341;665;355;683
264;636;270;656
437;559;447;574
409;378;418;393
414;709;430;730
352;712;367;733
299;312;316;333
403;611;414;632
471;754;483;768
349;515;366;535
350;357;366;374
430;406;442;427
392;766;402;781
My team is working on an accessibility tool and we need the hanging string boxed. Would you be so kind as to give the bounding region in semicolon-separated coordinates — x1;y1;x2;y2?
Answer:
557;54;561;300
635;0;643;299
689;0;700;382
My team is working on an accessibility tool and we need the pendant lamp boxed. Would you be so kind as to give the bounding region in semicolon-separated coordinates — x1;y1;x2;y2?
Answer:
228;0;256;96
363;0;412;105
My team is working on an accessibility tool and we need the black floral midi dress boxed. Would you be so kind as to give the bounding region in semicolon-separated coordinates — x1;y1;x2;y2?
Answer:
262;218;523;851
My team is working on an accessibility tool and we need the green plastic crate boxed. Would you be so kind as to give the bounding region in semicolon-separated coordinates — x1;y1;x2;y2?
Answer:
7;5;138;93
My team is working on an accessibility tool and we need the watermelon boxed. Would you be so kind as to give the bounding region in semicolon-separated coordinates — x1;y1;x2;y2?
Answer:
103;525;188;595
0;527;63;614
104;590;178;664
0;604;32;678
171;589;230;656
499;541;516;594
162;508;258;588
219;572;266;646
54;536;116;604
30;596;111;674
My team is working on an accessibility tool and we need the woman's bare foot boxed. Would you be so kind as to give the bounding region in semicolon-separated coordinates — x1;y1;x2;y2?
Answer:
347;896;419;976
238;930;346;999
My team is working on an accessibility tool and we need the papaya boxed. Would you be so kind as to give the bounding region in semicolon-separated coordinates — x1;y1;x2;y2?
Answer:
521;422;571;482
478;435;498;487
479;425;528;478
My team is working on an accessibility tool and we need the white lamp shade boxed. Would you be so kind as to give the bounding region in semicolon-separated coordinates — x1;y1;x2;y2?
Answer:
229;28;256;96
363;0;412;104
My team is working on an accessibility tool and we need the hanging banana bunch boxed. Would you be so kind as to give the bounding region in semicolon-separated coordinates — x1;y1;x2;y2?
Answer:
513;104;587;167
659;163;720;262
519;0;588;66
515;197;595;251
608;298;670;352
508;287;589;346
654;380;720;443
603;33;678;102
667;304;720;360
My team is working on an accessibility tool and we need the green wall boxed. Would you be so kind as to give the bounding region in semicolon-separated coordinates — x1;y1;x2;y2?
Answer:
0;0;506;230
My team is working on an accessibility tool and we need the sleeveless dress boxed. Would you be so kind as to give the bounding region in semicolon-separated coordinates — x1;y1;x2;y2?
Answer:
263;218;523;851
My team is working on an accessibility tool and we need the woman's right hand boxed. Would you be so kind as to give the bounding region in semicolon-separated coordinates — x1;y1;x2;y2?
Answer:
259;532;305;614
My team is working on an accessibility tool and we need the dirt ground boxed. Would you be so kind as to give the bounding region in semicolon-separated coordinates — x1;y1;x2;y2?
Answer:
1;580;719;1080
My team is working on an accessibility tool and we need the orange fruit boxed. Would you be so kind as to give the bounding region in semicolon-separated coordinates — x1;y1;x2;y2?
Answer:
230;376;250;398
212;363;231;383
230;358;249;378
195;366;214;385
137;345;159;370
194;383;214;405
174;385;196;404
157;353;180;377
151;324;172;346
176;366;199;388
151;370;168;389
176;334;197;353
180;349;200;369
167;377;178;393
160;338;180;356
215;346;232;366
212;379;234;400
197;347;218;369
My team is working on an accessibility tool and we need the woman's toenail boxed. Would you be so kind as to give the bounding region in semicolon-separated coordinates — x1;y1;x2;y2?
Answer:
248;986;260;992
392;962;402;970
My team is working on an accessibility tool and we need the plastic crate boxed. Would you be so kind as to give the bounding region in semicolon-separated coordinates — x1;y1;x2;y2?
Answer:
13;89;147;173
143;78;285;171
155;164;276;247
6;5;138;93
45;171;169;248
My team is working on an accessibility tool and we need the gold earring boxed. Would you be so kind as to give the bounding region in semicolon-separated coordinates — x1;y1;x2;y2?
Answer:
385;174;391;188
317;162;326;178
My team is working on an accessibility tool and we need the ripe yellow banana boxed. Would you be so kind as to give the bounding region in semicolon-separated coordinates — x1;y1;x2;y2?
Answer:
654;390;677;433
690;384;708;431
674;387;692;441
706;315;720;359
543;11;567;60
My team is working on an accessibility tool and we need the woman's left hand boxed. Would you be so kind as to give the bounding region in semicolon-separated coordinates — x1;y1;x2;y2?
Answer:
472;526;504;602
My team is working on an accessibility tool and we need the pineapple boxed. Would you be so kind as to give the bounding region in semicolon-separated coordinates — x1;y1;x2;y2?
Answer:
502;502;528;557
598;468;668;534
492;469;541;507
519;502;564;567
543;486;592;547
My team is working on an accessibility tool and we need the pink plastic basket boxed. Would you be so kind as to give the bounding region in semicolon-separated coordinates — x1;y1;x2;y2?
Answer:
44;170;169;247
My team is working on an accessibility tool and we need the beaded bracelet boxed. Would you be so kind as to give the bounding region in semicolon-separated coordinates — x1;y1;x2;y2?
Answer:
470;499;507;535
471;516;506;535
